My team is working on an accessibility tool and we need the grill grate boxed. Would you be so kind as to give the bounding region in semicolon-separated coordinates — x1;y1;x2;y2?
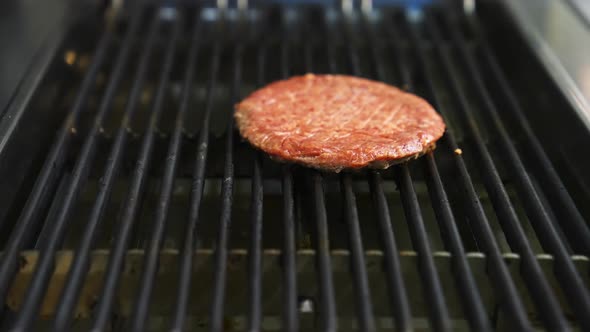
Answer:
0;2;589;331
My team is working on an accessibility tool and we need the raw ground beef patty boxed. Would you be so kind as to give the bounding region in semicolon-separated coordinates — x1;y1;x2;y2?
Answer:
234;74;446;171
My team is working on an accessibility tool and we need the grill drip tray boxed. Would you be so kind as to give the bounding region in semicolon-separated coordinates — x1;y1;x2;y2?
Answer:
9;250;589;331
0;2;589;331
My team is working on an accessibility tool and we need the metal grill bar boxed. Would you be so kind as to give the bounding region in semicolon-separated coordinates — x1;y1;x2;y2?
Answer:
440;13;590;330
2;4;590;331
34;173;70;251
364;13;493;330
467;19;590;255
425;11;584;330
0;24;113;308
127;17;189;332
89;13;200;332
7;12;144;332
281;166;298;331
405;13;534;331
304;19;338;331
52;14;180;332
422;153;491;330
368;171;413;331
312;172;337;331
297;21;338;330
417;12;572;332
169;14;215;332
246;40;267;332
209;41;240;332
325;21;377;331
280;36;299;332
361;19;414;332
355;17;455;332
248;27;268;331
290;23;337;332
342;175;376;332
342;50;377;331
303;25;314;76
248;151;263;331
397;164;452;332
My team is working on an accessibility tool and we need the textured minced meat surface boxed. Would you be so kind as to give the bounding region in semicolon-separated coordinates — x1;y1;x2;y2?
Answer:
235;74;446;172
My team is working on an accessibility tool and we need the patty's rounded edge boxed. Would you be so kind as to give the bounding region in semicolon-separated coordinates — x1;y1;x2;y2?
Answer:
234;74;446;172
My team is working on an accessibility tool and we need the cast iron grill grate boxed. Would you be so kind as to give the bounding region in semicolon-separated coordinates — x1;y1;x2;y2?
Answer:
0;2;589;331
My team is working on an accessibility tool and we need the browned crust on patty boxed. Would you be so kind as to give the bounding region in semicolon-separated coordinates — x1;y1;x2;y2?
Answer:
235;74;445;172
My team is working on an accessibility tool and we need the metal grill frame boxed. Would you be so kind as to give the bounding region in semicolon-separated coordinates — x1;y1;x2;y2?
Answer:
0;2;589;332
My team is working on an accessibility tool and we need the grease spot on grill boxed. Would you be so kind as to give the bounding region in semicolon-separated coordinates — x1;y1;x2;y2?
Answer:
64;51;77;65
19;256;28;270
299;297;314;313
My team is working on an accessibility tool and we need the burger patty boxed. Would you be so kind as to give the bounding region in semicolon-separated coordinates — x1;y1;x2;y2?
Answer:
235;74;446;172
